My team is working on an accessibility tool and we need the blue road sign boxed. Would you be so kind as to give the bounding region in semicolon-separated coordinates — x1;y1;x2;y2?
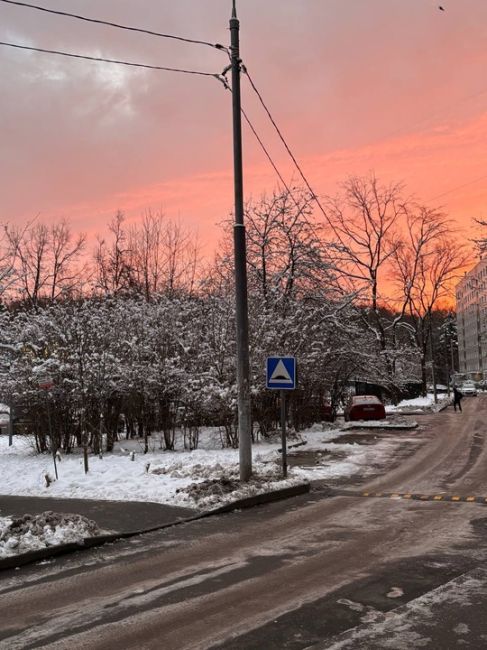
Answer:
266;356;296;390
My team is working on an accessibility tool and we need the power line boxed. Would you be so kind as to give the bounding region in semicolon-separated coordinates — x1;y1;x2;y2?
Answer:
0;41;225;80
240;104;325;235
242;65;330;221
244;65;487;217
240;65;379;285
429;174;487;202
240;107;294;200
220;72;322;234
0;0;227;53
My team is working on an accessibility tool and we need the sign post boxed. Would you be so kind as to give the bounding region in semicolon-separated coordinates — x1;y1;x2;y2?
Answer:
38;376;58;480
280;389;287;478
7;404;13;447
266;357;296;478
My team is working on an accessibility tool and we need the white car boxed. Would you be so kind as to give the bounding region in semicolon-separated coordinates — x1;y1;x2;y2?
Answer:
460;380;477;396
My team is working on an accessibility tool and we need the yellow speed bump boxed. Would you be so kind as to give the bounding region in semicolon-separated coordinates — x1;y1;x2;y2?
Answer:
433;495;444;500
451;496;461;501
466;496;476;502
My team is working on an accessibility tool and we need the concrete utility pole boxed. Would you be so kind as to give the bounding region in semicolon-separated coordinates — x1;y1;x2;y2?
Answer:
230;0;252;481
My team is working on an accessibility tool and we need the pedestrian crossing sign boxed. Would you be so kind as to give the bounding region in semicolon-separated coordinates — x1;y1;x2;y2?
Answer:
266;356;296;390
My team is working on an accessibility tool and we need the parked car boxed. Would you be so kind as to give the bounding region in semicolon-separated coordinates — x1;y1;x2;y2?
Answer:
322;402;336;422
344;395;386;421
460;380;477;396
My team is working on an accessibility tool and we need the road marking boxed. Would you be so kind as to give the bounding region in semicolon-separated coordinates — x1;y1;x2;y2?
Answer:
331;490;487;505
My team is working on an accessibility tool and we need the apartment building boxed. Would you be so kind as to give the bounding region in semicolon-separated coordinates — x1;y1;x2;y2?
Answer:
456;258;487;377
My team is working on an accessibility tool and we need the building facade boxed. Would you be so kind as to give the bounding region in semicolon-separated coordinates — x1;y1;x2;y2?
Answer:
456;258;487;377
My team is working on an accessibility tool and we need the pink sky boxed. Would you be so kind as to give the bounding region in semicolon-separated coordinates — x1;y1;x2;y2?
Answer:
0;0;486;257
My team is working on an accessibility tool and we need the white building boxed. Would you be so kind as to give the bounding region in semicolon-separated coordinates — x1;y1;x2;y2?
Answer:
456;258;487;377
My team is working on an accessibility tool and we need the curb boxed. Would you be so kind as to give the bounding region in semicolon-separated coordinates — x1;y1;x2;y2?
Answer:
0;482;310;572
435;399;451;413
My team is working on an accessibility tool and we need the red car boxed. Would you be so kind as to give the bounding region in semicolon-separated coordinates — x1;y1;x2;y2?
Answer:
345;395;386;421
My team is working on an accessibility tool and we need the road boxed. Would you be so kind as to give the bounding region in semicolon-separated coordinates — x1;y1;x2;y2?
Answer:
2;396;487;649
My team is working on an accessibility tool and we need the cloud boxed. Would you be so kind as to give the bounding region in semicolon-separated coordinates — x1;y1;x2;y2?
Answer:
0;0;486;257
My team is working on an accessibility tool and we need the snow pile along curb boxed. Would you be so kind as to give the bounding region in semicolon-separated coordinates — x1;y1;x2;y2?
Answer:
0;511;100;559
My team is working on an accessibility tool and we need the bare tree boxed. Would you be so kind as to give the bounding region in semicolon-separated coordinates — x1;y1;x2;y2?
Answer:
8;222;49;307
126;211;163;300
393;212;468;394
94;212;134;295
48;219;86;301
237;188;336;308
472;217;487;258
323;175;404;351
0;223;19;301
5;219;86;306
162;219;201;297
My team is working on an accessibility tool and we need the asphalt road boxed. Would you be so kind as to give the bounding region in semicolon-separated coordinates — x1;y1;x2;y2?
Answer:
2;396;487;649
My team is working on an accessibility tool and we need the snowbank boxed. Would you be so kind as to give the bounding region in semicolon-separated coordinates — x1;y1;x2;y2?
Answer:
0;511;100;558
0;426;400;509
386;393;450;413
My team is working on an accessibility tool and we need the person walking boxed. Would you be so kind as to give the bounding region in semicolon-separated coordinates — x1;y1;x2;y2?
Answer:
453;386;463;412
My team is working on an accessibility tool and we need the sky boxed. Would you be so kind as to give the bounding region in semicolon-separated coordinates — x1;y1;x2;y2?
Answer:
0;0;486;258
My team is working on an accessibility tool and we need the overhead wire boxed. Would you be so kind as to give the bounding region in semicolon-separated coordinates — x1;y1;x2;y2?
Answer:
243;65;487;212
219;70;324;239
240;107;301;208
0;41;226;81
240;104;328;239
241;64;399;298
242;65;330;221
429;174;487;203
0;0;228;53
2;2;483;217
240;63;364;289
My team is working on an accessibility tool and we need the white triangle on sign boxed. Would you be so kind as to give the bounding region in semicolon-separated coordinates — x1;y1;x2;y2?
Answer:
270;359;293;384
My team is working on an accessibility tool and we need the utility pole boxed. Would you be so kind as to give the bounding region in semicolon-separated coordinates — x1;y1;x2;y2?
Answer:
230;0;252;481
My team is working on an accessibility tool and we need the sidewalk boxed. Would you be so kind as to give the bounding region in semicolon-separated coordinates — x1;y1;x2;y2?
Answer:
0;495;196;534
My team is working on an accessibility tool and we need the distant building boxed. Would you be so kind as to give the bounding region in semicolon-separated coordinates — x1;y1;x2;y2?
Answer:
456;258;487;377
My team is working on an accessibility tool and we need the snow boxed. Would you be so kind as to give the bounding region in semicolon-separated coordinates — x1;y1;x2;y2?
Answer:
0;403;9;426
327;568;487;649
386;393;450;413
0;426;399;510
342;419;418;430
0;511;100;558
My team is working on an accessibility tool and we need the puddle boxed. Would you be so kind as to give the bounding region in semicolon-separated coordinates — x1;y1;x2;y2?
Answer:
327;433;381;445
286;449;346;468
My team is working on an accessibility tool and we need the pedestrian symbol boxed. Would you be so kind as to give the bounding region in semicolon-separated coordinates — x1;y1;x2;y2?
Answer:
266;356;296;390
270;359;293;384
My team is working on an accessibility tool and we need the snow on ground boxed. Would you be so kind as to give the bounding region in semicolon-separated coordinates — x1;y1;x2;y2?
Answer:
386;393;450;413
0;511;100;558
0;424;402;510
328;568;487;649
342;419;418;430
